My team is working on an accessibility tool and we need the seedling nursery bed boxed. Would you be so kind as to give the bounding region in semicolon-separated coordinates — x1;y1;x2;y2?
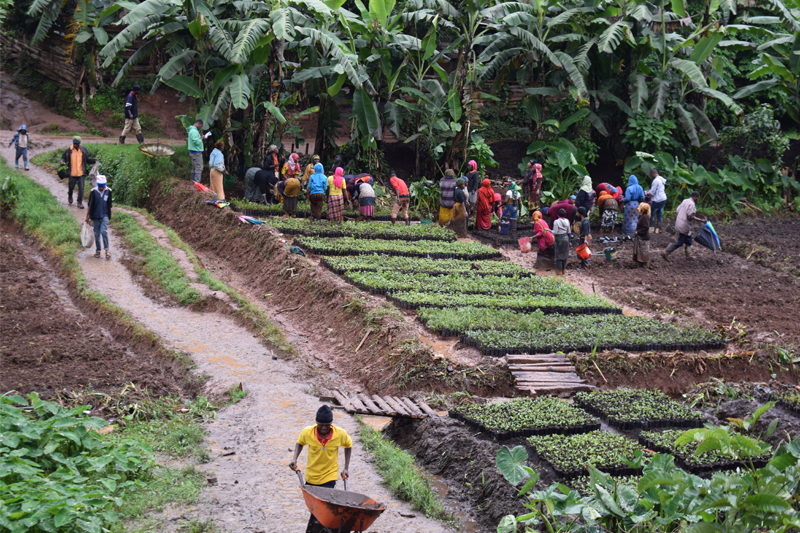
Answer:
773;391;800;417
294;236;503;259
319;256;535;277
527;430;648;480
450;397;600;441
241;208;422;222
261;217;456;242
639;429;771;475
574;389;705;430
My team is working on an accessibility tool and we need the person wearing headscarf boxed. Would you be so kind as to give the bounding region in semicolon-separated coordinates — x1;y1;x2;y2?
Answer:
302;155;321;188
506;178;522;213
277;173;301;217
389;172;410;225
85;174;112;260
244;167;263;203
526;162;543;209
438;169;457;226
282;153;300;181
307;162;328;220
466;160;480;210
597;189;619;234
264;145;284;183
647;168;667;233
447;177;469;238
548;197;576;227
576;175;593;214
327;167;348;222
532;211;555;254
622;175;645;234
353;180;376;221
663;191;705;261
551;208;571;276
475;179;495;231
8;125;29;170
633;202;652;268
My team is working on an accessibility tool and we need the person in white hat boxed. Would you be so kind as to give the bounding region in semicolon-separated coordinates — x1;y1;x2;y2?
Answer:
85;175;113;260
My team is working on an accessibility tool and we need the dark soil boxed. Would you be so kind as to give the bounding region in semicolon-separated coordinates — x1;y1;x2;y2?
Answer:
719;216;800;278
385;416;537;532
382;141;416;181
487;140;529;180
146;179;514;398
0;220;188;398
708;399;800;447
581;219;800;349
573;351;794;396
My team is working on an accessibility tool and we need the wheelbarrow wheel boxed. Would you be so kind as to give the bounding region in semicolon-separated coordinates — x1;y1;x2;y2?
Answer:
305;514;366;533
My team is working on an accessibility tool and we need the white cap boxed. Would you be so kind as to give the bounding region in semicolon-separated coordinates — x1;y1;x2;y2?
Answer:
96;175;107;186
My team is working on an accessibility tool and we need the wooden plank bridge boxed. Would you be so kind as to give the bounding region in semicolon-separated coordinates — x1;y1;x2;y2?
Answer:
323;390;438;419
507;354;596;397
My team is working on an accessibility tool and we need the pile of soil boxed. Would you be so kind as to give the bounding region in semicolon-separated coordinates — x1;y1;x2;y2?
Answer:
488;140;529;180
581;225;800;347
709;399;800;447
146;179;514;398
0;220;188;397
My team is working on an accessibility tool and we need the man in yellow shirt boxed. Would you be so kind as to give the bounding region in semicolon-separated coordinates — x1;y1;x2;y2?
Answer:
289;405;352;488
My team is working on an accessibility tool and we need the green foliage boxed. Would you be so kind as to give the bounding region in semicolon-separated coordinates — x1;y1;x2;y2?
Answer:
103;112;168;138
321;255;532;277
720;104;790;163
0;393;154;532
262;216;456;241
453;397;598;433
527;431;648;476
390;289;613;312
0;172;20;212
408;180;440;214
112;212;203;306
574;389;704;426
525;138;591;201
358;423;451;522
294;235;500;259
466;133;498;170
623;113;680;154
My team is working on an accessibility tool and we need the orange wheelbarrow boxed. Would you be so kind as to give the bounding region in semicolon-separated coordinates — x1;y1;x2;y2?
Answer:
294;470;386;533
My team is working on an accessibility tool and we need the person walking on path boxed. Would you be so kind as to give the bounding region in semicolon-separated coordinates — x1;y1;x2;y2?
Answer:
576;207;591;270
119;84;144;144
621;175;645;234
475;179;495;231
84;175;113;260
466;160;480;213
277;174;301;217
187;119;208;182
438;169;457;226
327;167;348;222
633;202;652;268
60;136;96;209
447;177;469;237
307;162;328;220
575;175;593;214
662;191;706;261
647;168;667;233
389;172;410;225
552;208;571;276
208;141;228;202
8;125;29;170
301;155;320;188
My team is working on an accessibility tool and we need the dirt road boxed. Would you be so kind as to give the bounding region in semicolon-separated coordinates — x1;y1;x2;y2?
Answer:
1;144;453;532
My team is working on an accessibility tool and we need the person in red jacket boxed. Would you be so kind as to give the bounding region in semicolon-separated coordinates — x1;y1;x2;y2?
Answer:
548;198;576;226
389;173;410;225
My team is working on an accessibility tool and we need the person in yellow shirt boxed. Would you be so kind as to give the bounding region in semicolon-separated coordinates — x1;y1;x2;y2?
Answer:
289;405;352;488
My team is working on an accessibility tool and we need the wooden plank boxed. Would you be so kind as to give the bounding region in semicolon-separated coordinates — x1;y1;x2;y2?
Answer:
383;396;412;417
507;356;569;364
508;363;575;369
510;366;576;373
518;384;596;394
371;395;396;416
512;372;585;380
516;379;587;385
347;393;370;414
332;390;355;412
357;394;383;415
417;400;438;418
507;354;567;361
400;397;426;418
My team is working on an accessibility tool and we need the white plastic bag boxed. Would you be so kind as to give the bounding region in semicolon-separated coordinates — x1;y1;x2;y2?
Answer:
81;222;94;248
88;161;99;188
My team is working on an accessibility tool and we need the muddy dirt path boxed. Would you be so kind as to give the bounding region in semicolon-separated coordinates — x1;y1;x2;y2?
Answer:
2;146;453;532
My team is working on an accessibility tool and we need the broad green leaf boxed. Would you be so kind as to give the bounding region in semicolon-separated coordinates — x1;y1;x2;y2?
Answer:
688;524;725;533
690;34;723;63
188;13;207;40
496;445;529;486
264;102;286;123
733;79;778;98
447;89;462;122
212;65;239;99
328;73;347;96
91;26;109;45
671;59;709;87
743;493;790;513
497;515;517;533
524;87;566;97
638;471;676;492
559;108;589;132
671;0;686;17
162;75;203;98
158;49;197;81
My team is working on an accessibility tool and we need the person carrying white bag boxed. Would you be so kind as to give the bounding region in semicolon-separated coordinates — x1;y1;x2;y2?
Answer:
84;175;113;260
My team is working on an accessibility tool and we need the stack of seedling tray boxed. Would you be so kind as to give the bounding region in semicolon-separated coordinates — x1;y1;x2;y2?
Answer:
574;389;705;430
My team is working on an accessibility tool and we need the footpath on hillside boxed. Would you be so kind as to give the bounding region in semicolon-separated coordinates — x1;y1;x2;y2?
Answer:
1;144;452;532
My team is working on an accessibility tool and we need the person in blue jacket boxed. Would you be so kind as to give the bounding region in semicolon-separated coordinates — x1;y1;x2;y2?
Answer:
119;84;144;144
8;125;29;170
621;175;645;235
85;175;113;260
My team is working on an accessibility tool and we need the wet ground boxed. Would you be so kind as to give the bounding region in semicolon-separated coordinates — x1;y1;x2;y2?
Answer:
1;145;454;532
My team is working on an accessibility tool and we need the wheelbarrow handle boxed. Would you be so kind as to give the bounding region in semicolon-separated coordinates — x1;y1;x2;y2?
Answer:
343;478;348;492
295;469;304;488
